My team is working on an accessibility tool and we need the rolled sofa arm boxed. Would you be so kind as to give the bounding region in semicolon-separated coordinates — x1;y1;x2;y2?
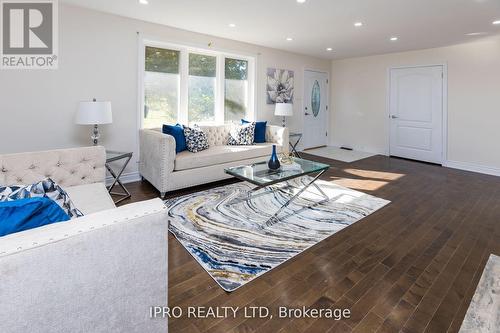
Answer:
266;126;289;154
139;129;175;194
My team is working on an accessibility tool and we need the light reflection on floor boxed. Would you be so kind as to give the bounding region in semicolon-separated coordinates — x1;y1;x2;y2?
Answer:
328;169;406;191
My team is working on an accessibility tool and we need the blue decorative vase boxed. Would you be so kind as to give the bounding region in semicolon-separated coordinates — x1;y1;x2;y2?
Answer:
268;145;281;170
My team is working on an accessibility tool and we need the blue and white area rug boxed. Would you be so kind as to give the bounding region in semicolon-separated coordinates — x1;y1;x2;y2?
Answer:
166;177;390;292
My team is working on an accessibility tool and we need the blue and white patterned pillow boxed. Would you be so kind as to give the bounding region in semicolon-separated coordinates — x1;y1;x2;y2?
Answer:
183;125;209;153
0;178;83;219
228;122;256;146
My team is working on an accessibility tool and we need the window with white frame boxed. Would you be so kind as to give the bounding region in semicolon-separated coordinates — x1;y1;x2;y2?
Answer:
141;41;254;128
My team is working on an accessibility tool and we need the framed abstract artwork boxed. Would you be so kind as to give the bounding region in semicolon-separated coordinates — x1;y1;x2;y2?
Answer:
266;68;294;104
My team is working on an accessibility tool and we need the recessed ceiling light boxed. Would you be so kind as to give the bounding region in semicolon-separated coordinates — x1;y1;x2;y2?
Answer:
390;36;398;41
354;22;363;27
228;23;236;28
466;32;487;36
296;0;306;3
493;20;500;25
139;0;148;4
326;47;333;51
286;37;293;41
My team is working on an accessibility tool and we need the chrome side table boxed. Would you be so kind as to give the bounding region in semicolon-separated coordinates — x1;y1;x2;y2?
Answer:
106;151;133;204
289;132;303;158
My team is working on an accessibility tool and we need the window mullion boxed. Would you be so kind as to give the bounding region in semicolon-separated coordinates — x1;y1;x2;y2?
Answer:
214;55;224;124
180;49;189;124
248;58;255;121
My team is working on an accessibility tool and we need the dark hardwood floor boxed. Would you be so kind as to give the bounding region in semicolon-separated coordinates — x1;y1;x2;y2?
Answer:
120;153;500;333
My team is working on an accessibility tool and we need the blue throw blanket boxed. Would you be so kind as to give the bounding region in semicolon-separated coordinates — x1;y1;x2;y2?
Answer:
0;197;70;237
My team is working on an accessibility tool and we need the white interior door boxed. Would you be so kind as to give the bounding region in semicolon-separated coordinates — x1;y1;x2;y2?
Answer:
303;70;328;150
389;66;444;164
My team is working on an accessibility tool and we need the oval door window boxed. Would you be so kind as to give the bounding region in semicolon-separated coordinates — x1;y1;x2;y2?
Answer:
311;80;321;117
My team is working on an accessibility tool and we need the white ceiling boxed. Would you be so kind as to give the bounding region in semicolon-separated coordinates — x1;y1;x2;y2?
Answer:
61;0;500;59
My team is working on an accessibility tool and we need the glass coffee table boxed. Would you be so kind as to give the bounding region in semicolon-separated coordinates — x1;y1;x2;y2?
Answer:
225;158;330;227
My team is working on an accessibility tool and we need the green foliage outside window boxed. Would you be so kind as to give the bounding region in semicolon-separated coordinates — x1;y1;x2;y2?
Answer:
144;47;251;126
189;54;216;77
145;47;180;74
188;54;216;122
225;58;248;121
188;76;215;122
225;58;248;80
144;47;180;128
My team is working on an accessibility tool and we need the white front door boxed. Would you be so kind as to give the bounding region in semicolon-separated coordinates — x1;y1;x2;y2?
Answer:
303;70;329;150
389;66;444;164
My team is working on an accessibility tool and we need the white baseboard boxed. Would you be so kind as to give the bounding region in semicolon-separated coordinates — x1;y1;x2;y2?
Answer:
444;160;500;177
105;171;142;186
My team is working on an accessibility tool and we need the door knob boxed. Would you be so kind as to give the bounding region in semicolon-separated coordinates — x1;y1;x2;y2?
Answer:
391;115;398;119
305;112;311;116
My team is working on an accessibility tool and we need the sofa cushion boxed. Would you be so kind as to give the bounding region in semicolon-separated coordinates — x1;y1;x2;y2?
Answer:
0;197;69;237
64;183;116;215
174;143;280;171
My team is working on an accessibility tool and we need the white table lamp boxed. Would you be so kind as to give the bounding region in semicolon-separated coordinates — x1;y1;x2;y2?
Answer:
275;102;293;128
76;98;112;146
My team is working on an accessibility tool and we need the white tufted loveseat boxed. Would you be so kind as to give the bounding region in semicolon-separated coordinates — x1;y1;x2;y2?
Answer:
0;146;169;333
139;124;289;195
0;146;114;214
0;146;106;187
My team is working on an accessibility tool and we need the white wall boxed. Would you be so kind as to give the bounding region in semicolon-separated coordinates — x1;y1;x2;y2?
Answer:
0;4;330;177
330;35;500;173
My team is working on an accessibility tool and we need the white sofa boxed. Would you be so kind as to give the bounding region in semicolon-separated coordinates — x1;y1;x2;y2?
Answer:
0;147;168;333
139;124;289;195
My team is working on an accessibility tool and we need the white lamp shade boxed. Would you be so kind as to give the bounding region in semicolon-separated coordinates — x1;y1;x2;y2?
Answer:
76;101;112;125
275;103;293;117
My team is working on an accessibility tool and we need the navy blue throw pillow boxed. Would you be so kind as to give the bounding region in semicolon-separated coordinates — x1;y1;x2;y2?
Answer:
163;124;187;153
242;119;267;143
0;197;70;237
